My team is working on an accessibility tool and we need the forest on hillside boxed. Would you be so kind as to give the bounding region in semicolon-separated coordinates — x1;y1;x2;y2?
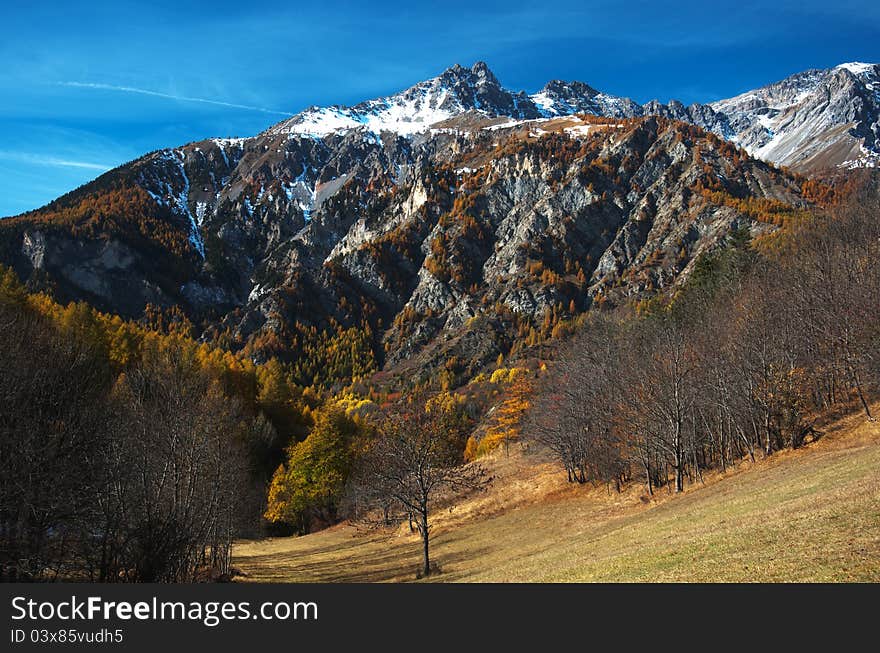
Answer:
1;173;878;582
532;177;880;493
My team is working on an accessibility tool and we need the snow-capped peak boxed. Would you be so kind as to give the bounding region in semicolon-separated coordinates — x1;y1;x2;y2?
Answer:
836;61;878;76
706;61;880;170
269;62;541;137
529;79;640;119
259;60;880;173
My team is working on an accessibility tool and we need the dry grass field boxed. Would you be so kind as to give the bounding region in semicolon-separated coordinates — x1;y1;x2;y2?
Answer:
233;408;880;582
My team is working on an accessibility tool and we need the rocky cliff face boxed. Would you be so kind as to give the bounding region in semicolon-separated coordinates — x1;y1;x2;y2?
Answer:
708;62;880;171
0;62;834;386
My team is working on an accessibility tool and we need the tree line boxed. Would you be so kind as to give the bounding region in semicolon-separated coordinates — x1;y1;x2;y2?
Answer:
0;273;294;581
1;267;492;580
530;175;880;494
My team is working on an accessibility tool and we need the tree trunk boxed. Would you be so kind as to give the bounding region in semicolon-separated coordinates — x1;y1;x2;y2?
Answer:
674;455;684;493
674;430;684;493
420;507;430;577
851;368;873;419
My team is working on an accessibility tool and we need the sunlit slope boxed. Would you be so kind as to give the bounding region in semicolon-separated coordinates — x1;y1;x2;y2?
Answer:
233;409;880;582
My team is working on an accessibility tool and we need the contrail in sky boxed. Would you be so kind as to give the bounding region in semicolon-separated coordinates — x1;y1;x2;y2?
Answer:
58;82;294;117
0;150;111;170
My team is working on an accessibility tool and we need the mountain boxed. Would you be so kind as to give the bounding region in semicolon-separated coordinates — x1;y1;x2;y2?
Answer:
0;61;858;387
536;62;880;172
708;62;880;170
261;61;880;172
272;62;542;136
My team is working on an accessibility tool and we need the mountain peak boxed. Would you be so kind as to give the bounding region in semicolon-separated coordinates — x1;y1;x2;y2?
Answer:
438;61;501;88
540;79;600;98
836;61;878;76
443;63;467;75
470;61;498;82
274;61;540;137
707;60;880;170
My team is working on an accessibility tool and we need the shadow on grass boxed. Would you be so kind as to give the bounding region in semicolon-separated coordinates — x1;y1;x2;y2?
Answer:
237;533;492;583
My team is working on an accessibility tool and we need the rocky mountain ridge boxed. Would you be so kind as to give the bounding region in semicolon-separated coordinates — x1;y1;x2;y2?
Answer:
267;60;880;172
0;61;854;387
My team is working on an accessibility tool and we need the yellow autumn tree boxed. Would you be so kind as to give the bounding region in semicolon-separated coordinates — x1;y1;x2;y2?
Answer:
467;374;531;460
264;404;369;532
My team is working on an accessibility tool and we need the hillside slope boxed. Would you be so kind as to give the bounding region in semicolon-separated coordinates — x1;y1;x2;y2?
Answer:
2;60;876;389
233;409;880;582
0;113;807;385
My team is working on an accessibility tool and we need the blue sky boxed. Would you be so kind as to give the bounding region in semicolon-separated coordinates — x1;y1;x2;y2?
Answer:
2;0;879;216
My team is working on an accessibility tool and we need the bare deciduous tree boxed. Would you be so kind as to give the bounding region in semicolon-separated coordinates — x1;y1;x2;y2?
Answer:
528;176;880;496
353;404;489;577
0;293;258;582
0;302;111;581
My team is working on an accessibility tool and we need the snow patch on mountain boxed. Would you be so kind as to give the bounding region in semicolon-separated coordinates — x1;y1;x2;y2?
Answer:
530;92;555;116
284;107;365;136
706;62;880;170
837;62;876;76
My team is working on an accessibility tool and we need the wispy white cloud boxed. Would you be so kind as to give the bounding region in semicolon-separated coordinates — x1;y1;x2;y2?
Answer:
58;81;294;117
0;150;111;171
